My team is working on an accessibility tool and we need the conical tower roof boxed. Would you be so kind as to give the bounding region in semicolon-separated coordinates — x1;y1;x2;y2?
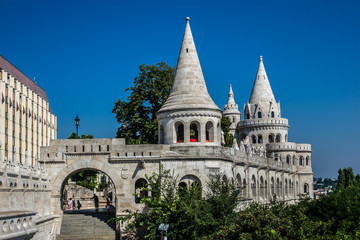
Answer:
249;56;276;104
158;17;221;114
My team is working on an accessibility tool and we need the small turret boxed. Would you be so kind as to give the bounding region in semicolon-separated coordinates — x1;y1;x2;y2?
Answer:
223;84;241;136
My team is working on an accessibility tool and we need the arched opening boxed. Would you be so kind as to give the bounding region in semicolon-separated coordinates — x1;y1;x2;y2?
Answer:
178;182;187;197
258;112;262;118
60;169;116;215
251;135;256;144
306;156;309;166
258;135;263;144
276;178;280;196
299;156;304;166
135;178;148;203
205;121;214;142
304;183;309;193
286;155;291;164
246;113;250;119
240;133;246;141
271;111;274;118
179;175;202;199
190;122;200;142
276;134;281;143
175;122;184;143
159;125;164;144
260;176;264;199
269;134;274;143
264;180;268;199
232;117;235;123
242;179;247;198
285;179;288;196
271;177;275;198
251;175;256;198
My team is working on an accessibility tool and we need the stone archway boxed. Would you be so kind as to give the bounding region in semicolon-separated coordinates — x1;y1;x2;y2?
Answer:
50;158;123;215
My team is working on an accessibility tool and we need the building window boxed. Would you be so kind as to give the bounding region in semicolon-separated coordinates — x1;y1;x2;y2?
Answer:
251;135;256;144
175;122;184;143
304;183;309;193
286;155;291;164
107;145;110;151
135;179;148;203
299;156;304;166
269;134;274;143
99;145;101;152
206;121;214;142
276;134;281;143
232;117;235;123
258;135;263;143
246;113;250;119
271;111;274;118
190;122;200;142
258;112;262;118
159;125;164;144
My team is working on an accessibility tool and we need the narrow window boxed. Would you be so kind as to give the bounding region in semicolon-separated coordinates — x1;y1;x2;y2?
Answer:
83;145;85;152
66;146;68;152
107;145;110;151
117;153;119;157
258;135;263;143
186;48;188;53
125;152;128;157
252;135;256;144
271;111;274;118
99;145;101;152
258;112;262;118
91;145;93;152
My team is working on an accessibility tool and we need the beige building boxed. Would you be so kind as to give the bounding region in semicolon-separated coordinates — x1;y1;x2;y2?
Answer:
0;56;57;166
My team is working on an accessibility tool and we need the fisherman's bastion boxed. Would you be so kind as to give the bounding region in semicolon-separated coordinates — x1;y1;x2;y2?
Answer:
0;18;313;239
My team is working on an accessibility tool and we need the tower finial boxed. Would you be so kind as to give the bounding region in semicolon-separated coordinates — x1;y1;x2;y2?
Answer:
260;55;263;61
186;17;190;22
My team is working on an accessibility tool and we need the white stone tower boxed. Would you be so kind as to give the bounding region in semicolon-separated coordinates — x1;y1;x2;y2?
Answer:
223;84;241;137
157;17;222;146
238;56;289;146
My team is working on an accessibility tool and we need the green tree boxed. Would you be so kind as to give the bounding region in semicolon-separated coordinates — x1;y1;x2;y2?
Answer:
112;62;175;144
221;115;236;147
67;133;94;139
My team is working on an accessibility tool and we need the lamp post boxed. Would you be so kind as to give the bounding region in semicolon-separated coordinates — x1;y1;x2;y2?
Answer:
75;115;80;137
158;223;169;240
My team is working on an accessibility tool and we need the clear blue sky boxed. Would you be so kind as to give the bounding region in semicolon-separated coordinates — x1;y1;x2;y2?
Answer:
1;0;359;178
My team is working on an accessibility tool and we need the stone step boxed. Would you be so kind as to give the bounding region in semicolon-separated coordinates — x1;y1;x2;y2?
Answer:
58;211;117;239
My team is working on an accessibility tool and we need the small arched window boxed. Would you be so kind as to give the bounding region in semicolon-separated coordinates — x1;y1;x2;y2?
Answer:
269;134;274;143
135;179;148;203
258;135;263;143
232;117;235;123
252;135;256;144
304;183;309;193
159;125;164;144
206;121;214;142
246;113;250;119
286;155;291;164
271;111;274;118
258;112;262;118
276;134;281;143
175;122;184;143
299;156;304;166
190;122;200;142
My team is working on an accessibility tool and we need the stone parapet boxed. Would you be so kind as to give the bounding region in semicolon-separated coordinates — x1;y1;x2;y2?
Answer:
266;143;311;152
0;211;37;239
238;118;289;128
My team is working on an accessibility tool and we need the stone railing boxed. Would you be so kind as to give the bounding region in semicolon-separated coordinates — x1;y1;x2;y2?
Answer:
238;118;289;127
266;142;311;152
0;211;37;239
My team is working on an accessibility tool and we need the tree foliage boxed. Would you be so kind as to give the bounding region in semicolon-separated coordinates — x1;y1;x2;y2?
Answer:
116;167;360;240
67;133;94;139
112;62;175;144
221;115;236;147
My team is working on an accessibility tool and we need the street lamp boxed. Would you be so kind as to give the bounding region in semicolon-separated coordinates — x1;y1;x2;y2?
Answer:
158;223;169;240
75;114;80;137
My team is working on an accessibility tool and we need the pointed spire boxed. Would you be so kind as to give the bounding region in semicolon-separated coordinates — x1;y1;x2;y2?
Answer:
249;56;276;104
224;84;240;114
158;17;220;114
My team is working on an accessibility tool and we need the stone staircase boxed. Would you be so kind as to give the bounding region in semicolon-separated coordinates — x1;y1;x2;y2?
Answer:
57;210;118;240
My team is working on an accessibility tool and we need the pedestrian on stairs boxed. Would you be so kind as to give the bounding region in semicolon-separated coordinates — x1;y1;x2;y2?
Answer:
92;194;99;211
68;198;72;210
77;200;81;209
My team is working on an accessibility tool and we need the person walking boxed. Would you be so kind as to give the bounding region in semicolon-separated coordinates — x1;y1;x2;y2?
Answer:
92;194;99;211
68;198;72;210
77;200;81;210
